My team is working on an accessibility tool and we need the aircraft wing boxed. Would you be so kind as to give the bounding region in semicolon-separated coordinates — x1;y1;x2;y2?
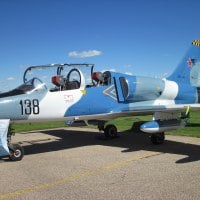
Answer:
70;103;200;121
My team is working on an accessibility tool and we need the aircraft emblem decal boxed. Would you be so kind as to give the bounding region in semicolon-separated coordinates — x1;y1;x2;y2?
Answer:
103;84;117;101
187;58;194;68
64;94;74;102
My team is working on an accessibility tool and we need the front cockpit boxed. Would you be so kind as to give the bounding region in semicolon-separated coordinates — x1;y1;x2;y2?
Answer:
0;78;47;98
51;68;81;91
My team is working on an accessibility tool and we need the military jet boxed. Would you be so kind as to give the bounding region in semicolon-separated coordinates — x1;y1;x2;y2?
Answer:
0;39;200;161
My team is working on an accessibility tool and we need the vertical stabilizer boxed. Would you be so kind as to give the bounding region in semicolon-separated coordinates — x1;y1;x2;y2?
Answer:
168;40;200;86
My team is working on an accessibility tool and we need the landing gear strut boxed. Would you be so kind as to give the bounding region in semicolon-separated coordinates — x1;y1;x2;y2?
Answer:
7;126;24;161
98;122;118;139
150;132;165;145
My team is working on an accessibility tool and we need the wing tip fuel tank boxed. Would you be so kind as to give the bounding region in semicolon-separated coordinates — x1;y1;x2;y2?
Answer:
140;120;185;133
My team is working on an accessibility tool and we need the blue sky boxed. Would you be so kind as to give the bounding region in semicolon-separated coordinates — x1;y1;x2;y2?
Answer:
0;0;200;90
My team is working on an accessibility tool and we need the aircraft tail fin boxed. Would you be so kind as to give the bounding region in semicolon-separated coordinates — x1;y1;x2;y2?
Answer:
168;40;200;86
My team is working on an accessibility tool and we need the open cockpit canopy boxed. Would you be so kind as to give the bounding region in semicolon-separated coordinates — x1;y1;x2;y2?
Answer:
23;63;95;91
0;63;113;97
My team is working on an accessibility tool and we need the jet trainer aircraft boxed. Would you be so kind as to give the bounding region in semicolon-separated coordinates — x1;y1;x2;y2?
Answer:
0;39;200;161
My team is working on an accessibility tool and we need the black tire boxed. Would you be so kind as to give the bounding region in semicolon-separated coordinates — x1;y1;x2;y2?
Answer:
9;144;24;161
104;124;118;138
151;133;165;145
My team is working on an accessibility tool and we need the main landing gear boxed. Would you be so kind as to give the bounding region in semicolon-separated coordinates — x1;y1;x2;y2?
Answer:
150;132;165;145
98;122;118;139
7;126;24;161
97;121;165;145
132;121;165;145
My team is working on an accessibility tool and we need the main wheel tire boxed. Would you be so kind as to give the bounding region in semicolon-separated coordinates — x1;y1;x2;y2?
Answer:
104;124;118;138
151;133;165;145
9;144;24;161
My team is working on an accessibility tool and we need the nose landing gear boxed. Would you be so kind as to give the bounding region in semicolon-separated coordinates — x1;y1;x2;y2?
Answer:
8;144;24;161
7;125;24;161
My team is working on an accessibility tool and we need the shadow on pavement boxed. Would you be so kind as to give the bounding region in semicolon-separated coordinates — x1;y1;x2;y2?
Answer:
16;128;200;164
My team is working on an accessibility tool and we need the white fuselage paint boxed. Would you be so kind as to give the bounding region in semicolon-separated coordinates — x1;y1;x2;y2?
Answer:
28;89;83;120
28;70;87;121
153;79;178;105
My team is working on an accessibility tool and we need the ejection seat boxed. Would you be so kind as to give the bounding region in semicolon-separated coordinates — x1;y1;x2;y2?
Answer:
92;72;104;85
51;75;80;91
65;81;80;90
51;75;65;91
92;71;111;86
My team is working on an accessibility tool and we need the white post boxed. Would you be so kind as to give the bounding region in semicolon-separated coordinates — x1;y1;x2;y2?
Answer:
0;119;10;157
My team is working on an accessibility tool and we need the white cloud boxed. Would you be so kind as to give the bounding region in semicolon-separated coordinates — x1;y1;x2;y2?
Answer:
7;77;15;81
123;64;132;68
68;50;102;58
125;72;133;75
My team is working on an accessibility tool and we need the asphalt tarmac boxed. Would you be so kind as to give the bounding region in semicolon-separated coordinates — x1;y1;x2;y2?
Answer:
0;127;200;200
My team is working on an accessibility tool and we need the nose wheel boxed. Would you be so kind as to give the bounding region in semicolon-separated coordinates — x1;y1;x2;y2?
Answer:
104;124;118;139
8;144;24;161
7;125;24;161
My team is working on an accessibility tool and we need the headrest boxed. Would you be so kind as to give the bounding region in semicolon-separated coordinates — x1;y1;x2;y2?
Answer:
92;72;104;82
52;76;65;87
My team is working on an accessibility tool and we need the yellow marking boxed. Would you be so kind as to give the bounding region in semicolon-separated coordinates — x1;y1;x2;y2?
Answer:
192;39;200;46
185;105;190;116
81;89;87;95
0;152;161;200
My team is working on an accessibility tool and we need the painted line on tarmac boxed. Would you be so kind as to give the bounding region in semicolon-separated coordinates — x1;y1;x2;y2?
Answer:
0;151;161;200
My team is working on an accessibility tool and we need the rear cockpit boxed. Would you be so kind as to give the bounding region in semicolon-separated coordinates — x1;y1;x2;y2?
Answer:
90;71;111;86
